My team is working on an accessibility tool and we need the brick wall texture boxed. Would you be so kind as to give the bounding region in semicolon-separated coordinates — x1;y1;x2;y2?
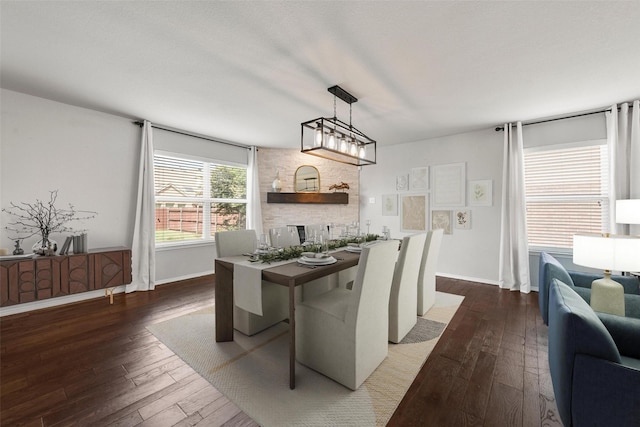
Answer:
258;148;360;233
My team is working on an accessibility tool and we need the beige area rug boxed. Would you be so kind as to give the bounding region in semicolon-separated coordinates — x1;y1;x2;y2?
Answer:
148;291;464;427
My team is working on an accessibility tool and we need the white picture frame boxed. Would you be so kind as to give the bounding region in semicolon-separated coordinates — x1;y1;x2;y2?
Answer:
396;174;409;191
410;167;429;191
454;209;471;229
431;210;453;234
432;162;466;207
382;194;398;216
469;179;493;206
401;194;428;232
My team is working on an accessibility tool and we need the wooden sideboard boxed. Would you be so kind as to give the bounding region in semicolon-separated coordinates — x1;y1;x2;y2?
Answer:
0;247;132;307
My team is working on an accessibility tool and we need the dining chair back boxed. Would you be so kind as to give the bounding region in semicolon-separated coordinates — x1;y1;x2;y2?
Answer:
304;223;329;243
295;240;399;390
215;229;288;336
417;228;444;315
389;233;427;343
269;226;301;248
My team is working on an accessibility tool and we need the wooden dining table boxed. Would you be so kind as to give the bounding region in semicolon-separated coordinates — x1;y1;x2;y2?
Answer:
214;249;361;389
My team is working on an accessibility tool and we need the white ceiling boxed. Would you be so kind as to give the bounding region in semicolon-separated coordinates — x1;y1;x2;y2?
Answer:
2;1;639;149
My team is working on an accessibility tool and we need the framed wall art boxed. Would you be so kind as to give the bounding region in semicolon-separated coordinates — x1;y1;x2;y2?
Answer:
432;162;466;207
410;166;429;191
469;179;492;206
401;194;427;231
396;174;409;191
454;209;471;229
382;194;398;216
431;209;453;234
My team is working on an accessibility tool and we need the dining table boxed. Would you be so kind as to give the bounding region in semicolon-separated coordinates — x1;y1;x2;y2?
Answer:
214;249;361;389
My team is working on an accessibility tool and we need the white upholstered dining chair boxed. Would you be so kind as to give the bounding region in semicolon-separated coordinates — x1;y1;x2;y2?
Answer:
388;233;427;343
269;226;301;248
215;229;288;336
417;228;444;315
295;240;399;390
304;223;329;242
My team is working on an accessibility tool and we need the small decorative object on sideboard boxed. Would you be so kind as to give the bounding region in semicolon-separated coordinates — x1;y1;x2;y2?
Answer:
2;190;97;256
11;238;24;255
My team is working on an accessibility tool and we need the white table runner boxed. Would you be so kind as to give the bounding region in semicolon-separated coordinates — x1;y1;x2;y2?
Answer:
233;258;293;316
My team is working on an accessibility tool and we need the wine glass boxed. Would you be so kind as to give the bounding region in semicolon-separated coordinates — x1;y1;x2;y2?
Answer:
259;233;269;251
288;225;298;244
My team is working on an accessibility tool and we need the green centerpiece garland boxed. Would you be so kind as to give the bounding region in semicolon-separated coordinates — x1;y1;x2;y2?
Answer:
254;233;381;264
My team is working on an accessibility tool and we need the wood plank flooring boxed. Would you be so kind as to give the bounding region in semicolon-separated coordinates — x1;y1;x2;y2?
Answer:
1;276;561;426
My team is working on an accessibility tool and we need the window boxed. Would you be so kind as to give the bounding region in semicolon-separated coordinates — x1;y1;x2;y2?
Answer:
524;141;609;250
154;153;247;245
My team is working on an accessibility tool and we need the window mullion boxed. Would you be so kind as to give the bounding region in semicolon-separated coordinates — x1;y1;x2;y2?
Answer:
203;163;212;238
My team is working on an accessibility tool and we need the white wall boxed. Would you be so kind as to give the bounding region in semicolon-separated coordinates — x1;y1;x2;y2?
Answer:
0;90;222;314
360;128;504;285
1;89;139;251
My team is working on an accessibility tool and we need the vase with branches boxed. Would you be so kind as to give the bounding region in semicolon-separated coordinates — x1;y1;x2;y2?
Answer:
2;190;97;256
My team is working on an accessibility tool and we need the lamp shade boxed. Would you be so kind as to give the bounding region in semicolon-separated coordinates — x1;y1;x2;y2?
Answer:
573;234;640;272
616;199;640;224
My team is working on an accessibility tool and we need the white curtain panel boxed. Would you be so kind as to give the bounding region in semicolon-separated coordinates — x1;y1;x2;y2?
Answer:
607;100;640;235
128;120;156;293
247;146;264;236
498;122;531;293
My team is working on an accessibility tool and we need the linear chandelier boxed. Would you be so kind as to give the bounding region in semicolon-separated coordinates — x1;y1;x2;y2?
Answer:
301;85;376;166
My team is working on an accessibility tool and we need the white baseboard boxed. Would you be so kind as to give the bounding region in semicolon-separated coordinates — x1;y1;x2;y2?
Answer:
155;270;214;286
437;272;500;287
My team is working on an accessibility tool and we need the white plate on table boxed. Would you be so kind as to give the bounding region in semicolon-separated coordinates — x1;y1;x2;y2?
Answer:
298;256;337;266
345;246;362;253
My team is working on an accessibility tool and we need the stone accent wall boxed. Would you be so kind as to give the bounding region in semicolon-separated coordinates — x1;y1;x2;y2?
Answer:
258;148;359;232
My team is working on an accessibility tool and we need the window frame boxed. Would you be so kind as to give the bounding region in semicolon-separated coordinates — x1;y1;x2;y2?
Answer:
523;139;609;254
154;150;248;249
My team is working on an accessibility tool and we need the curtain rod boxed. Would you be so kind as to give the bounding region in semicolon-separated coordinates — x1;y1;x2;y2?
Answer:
133;121;251;150
494;103;635;132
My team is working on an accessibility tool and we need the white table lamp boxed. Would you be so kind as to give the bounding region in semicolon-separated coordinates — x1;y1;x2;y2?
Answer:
616;199;640;224
573;234;640;316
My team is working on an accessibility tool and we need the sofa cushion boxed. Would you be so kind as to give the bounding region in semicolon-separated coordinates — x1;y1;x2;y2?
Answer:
597;312;640;359
574;284;640;319
539;252;575;324
571;270;640;294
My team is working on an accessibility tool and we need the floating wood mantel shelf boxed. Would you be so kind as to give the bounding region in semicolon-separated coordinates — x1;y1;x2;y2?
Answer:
267;192;349;204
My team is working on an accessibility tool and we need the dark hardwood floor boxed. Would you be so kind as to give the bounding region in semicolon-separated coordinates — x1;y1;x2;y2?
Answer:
1;276;561;426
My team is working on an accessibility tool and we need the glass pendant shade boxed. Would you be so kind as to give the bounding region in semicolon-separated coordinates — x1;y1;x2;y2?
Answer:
328;131;336;149
314;126;323;147
339;136;348;153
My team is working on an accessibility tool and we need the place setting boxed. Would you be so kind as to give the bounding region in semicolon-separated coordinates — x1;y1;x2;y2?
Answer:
297;251;337;267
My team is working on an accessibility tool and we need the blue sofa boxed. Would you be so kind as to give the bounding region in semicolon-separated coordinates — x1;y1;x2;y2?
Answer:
548;279;640;426
538;251;640;324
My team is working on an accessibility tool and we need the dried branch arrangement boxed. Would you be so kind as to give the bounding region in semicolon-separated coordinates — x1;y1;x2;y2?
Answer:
2;190;97;254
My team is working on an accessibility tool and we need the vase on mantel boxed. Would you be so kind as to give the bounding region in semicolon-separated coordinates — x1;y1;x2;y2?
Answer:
272;170;282;192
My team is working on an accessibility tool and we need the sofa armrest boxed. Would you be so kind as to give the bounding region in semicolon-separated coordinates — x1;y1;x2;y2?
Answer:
597;312;640;358
570;271;640;294
572;354;640;427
